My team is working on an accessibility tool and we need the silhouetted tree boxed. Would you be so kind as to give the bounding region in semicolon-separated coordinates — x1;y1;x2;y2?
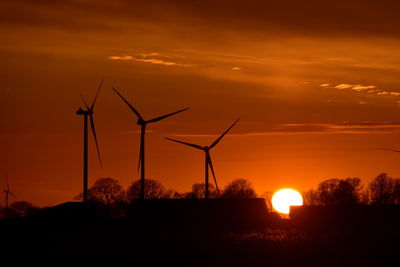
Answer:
190;183;218;198
302;189;320;205
358;188;370;204
171;191;185;199
221;178;257;199
260;191;273;211
368;173;399;204
9;201;40;217
317;177;362;205
395;179;400;204
126;179;172;200
87;178;125;205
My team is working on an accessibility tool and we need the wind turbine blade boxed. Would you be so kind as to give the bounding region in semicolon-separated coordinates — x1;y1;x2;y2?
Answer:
147;108;190;123
209;119;240;149
380;148;400;153
207;153;219;194
112;87;144;120
79;93;90;110
89;114;102;168
9;191;16;198
165;138;203;150
90;78;104;109
137;152;142;173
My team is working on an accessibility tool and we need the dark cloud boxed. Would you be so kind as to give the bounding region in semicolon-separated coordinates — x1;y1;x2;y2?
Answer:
2;0;400;37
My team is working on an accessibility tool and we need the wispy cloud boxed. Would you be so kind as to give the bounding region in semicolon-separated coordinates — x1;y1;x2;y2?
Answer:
109;55;133;60
108;52;194;67
377;91;389;95
273;122;400;134
135;58;194;67
351;85;377;91
334;84;376;91
136;52;164;58
334;84;353;89
321;83;400;98
170;122;400;137
134;58;179;66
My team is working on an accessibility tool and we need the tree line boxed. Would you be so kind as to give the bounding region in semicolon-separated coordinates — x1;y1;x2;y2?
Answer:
77;177;257;205
302;173;400;206
0;178;257;219
75;173;400;206
2;173;400;220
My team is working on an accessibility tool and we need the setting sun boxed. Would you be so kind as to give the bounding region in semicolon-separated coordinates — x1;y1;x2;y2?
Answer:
272;189;303;214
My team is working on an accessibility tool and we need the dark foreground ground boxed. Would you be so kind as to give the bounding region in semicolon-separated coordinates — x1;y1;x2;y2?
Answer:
1;201;399;267
2;222;399;267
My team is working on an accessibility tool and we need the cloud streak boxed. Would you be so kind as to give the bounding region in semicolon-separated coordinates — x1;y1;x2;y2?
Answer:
109;56;133;61
334;84;376;91
268;122;400;135
109;53;194;67
169;122;400;137
321;83;400;99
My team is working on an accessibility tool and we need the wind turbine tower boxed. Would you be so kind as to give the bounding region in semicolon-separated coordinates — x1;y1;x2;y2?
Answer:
3;171;16;208
76;80;103;202
166;119;239;199
113;87;189;199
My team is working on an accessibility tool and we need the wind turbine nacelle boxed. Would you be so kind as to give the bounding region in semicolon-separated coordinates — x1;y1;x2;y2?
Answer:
76;108;86;115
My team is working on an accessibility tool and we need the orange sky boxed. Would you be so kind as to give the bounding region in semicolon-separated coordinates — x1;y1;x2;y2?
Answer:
2;1;400;206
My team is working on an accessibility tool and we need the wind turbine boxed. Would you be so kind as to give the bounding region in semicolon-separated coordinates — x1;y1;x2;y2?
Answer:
113;87;189;199
3;171;16;208
76;79;103;202
165;119;240;199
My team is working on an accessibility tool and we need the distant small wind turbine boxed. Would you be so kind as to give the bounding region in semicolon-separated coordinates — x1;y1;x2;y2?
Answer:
113;87;189;199
76;79;103;202
3;171;16;208
165;119;239;199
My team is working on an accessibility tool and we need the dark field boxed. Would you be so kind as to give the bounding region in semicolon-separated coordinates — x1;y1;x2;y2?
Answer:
2;201;399;267
3;223;399;267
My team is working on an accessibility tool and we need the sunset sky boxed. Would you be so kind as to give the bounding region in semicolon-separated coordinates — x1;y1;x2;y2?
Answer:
2;0;400;206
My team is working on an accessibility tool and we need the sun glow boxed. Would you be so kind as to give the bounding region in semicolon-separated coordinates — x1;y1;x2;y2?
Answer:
272;188;303;214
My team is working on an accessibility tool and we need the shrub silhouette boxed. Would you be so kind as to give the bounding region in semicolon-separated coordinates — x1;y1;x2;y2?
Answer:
126;178;172;200
368;173;400;204
316;177;362;205
190;183;218;198
88;178;125;205
9;201;40;218
221;178;257;199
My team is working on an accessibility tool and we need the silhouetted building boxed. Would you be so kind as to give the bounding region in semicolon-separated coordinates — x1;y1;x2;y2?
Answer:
126;198;276;232
290;205;400;234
